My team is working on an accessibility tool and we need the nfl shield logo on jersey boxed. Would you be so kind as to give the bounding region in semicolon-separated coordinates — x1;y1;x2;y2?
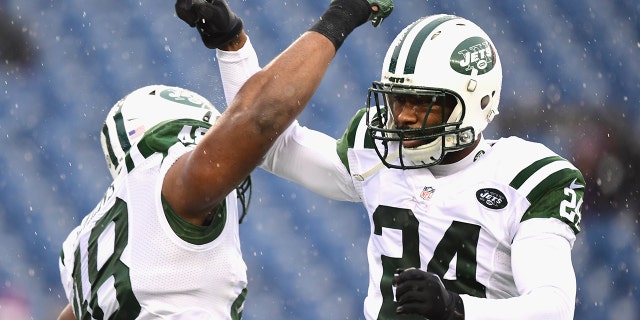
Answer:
420;186;436;200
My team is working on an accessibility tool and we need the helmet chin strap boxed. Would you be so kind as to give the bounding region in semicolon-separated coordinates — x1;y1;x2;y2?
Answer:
353;149;400;181
402;136;444;167
401;126;476;167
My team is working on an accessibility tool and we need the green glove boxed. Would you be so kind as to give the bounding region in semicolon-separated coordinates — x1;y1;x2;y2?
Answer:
368;0;394;27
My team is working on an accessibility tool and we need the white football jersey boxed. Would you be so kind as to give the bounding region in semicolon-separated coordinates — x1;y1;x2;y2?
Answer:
59;119;247;319
218;38;583;320
336;109;584;319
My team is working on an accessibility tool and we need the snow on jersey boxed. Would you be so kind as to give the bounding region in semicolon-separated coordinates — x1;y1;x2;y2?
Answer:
59;119;247;319
336;109;584;320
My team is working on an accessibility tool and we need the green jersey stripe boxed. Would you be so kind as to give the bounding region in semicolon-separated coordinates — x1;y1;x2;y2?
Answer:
71;246;84;317
136;133;158;159
337;108;368;172
509;156;564;189
516;159;577;198
231;287;248;320
123;119;209;174
526;168;577;203
361;113;377;151
124;142;144;174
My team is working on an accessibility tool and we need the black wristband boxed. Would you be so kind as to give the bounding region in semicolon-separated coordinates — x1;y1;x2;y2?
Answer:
308;0;371;50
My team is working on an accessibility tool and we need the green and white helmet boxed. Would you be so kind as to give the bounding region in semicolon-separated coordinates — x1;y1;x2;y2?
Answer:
367;14;502;169
100;85;221;178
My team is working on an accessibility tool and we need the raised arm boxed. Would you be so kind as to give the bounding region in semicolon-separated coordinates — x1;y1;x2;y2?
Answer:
166;0;392;225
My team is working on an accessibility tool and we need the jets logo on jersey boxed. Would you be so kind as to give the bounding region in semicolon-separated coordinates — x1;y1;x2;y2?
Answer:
420;186;436;200
476;188;507;210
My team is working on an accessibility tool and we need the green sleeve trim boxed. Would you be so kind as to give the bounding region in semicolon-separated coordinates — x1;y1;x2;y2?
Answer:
336;108;368;173
231;287;248;320
526;168;576;203
161;194;227;245
509;156;564;189
336;107;380;173
516;165;585;234
520;179;584;234
124;119;210;173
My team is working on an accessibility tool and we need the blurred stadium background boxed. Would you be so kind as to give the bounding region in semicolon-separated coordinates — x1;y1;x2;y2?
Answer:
1;0;638;319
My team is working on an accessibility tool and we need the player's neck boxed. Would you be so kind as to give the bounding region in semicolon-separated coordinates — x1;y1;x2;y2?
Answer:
430;135;488;177
440;134;482;165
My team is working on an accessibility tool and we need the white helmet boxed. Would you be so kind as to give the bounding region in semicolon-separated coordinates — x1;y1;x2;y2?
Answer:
366;14;502;169
100;85;221;178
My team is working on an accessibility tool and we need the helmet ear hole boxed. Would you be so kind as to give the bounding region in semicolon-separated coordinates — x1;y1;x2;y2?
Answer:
481;95;490;109
202;110;212;122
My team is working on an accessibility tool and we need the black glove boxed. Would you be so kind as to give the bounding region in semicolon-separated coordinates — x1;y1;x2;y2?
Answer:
393;268;465;320
175;0;243;49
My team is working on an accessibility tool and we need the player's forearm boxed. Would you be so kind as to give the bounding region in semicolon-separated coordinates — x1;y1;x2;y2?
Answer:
179;0;375;213
225;31;335;143
227;0;373;139
218;35;358;201
462;223;576;319
461;286;574;320
186;18;356;205
216;0;372;152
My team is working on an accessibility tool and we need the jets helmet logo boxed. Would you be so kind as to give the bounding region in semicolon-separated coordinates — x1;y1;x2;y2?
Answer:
159;88;208;108
450;36;496;76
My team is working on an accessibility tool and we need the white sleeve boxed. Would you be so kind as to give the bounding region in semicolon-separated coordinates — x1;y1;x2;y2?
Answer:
217;36;359;202
216;37;260;107
260;121;361;202
462;219;576;320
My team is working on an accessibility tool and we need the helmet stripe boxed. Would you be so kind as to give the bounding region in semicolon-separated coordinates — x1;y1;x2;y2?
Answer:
102;124;119;171
389;15;457;75
388;17;426;73
113;110;131;154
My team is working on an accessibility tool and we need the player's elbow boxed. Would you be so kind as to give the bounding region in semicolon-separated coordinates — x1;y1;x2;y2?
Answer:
232;77;300;136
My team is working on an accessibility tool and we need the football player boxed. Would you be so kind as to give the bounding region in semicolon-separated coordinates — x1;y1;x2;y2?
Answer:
56;0;393;319
215;13;584;320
